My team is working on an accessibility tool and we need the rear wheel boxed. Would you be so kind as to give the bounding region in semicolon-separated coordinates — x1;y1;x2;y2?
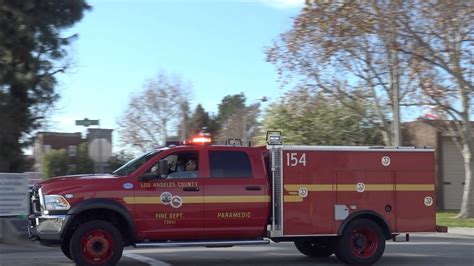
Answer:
70;220;123;266
335;218;385;265
294;237;336;258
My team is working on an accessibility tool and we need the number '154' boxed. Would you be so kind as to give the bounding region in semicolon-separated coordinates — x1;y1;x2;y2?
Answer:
286;152;306;166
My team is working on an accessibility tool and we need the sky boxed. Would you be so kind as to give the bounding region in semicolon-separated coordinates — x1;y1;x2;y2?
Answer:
49;0;304;147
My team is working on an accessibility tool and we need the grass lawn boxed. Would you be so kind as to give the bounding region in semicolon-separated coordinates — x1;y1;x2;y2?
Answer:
437;211;474;228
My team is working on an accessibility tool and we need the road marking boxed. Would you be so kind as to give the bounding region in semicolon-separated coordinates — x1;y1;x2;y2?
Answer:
123;251;171;266
387;241;474;245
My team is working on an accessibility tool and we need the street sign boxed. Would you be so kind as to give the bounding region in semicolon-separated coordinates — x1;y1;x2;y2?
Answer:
75;118;99;127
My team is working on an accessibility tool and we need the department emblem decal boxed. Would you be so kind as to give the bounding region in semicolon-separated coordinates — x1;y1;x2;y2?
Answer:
424;196;433;207
123;183;134;190
171;196;183;208
160;192;173;205
356;183;366;193
298;187;308;198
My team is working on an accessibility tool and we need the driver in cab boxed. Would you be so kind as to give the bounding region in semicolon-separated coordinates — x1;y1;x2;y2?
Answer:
167;159;198;179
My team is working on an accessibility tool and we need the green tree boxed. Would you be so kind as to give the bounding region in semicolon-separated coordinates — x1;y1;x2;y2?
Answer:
215;93;263;144
0;1;90;172
177;100;191;140
75;143;94;174
107;151;133;172
42;143;95;178
42;149;68;178
189;104;218;137
216;93;246;126
259;88;382;146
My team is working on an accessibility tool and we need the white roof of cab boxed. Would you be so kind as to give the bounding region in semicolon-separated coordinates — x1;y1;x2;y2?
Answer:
267;145;434;152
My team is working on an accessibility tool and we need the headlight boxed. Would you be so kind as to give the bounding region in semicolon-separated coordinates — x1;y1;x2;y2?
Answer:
44;195;71;211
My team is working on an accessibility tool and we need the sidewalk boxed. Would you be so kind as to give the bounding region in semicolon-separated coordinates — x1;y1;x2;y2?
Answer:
448;227;474;236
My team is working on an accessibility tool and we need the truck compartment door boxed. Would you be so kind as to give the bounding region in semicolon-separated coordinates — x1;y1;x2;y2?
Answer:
281;149;336;236
203;149;270;239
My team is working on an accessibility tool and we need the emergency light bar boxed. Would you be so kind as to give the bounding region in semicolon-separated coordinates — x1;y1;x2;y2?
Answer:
266;131;282;145
189;132;212;145
191;137;211;143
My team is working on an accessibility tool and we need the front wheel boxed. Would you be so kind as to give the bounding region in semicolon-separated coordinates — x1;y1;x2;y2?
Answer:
335;218;385;265
60;240;72;260
70;220;123;266
294;237;336;258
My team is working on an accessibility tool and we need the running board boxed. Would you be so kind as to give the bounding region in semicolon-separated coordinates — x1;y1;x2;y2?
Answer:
134;239;270;248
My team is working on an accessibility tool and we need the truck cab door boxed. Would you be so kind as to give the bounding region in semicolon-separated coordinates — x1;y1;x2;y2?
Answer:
133;148;205;241
203;148;270;239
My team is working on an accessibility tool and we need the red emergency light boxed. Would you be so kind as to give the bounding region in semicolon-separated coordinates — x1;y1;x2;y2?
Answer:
189;133;212;145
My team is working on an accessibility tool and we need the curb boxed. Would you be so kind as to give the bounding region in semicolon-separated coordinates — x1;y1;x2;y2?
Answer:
448;227;474;236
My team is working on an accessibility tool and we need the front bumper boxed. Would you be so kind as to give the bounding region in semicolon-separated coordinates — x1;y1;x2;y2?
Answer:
28;214;70;242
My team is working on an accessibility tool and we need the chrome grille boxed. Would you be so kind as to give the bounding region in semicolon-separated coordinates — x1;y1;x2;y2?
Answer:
30;187;41;215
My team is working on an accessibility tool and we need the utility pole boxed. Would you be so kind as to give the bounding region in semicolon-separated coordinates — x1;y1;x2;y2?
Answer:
180;101;189;141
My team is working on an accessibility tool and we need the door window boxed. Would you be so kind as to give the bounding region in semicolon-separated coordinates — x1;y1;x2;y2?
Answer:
209;151;252;178
146;151;199;179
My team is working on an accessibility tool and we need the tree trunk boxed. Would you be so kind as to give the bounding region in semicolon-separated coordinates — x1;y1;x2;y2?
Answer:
456;144;474;218
381;129;391;147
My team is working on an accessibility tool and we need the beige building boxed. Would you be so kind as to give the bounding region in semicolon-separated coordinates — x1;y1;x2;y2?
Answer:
33;132;83;173
33;129;113;173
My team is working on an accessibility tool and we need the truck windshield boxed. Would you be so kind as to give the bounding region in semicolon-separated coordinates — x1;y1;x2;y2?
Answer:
112;150;160;176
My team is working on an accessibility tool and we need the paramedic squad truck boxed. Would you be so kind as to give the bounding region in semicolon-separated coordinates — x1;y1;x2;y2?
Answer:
28;131;442;265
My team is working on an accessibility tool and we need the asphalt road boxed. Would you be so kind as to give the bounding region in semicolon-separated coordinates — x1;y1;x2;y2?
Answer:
0;233;472;265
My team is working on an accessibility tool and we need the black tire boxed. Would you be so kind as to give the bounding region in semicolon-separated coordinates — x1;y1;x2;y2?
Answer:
335;218;385;265
294;237;336;258
60;240;72;260
70;220;123;266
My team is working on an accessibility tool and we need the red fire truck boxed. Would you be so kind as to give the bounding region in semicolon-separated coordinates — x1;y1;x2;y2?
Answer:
28;132;441;265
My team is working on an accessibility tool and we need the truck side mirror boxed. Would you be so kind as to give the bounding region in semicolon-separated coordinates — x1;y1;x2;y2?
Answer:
138;160;169;181
138;172;159;181
158;160;168;178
